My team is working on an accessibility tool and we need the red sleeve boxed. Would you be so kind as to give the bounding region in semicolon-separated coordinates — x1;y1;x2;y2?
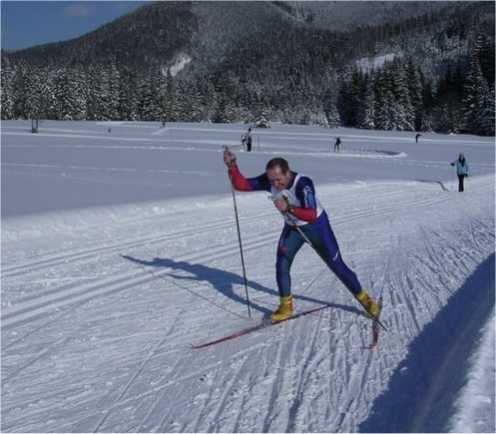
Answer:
228;164;252;191
290;207;317;224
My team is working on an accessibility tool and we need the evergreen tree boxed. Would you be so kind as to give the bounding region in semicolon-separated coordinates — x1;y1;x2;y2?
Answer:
12;63;28;119
373;68;390;130
477;83;495;136
1;64;16;119
406;61;424;130
119;66;139;120
462;54;486;133
53;67;86;120
85;66;99;120
24;65;45;120
473;32;495;86
70;68;88;120
137;69;160;121
391;61;414;130
360;78;376;129
108;62;121;120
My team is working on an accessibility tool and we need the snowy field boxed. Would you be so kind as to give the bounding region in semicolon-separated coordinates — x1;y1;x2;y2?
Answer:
1;120;495;432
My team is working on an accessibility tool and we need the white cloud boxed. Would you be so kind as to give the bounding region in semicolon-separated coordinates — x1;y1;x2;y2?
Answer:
63;4;92;18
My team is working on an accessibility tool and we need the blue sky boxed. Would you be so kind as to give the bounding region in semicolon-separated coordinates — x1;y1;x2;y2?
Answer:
1;1;149;51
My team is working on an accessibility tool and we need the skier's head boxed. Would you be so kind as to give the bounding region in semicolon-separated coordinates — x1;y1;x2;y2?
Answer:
459;153;465;161
266;158;292;191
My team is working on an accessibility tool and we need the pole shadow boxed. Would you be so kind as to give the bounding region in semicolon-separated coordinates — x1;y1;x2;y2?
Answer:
121;254;364;318
415;179;450;192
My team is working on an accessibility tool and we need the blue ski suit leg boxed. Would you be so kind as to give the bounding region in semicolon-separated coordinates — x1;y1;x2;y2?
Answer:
276;211;362;297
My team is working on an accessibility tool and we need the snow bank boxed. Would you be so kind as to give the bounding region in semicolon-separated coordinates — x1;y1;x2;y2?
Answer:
448;311;496;433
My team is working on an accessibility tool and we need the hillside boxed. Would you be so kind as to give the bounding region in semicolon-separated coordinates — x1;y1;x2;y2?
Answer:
1;1;494;134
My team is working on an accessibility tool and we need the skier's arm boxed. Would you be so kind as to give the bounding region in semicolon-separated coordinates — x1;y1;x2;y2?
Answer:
289;207;317;224
223;148;269;192
228;163;254;191
228;163;271;192
289;178;318;224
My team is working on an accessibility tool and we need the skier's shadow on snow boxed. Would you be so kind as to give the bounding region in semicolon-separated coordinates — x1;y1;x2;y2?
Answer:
121;254;363;318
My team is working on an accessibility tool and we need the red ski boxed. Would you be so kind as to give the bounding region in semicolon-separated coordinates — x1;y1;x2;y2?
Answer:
192;304;331;349
367;297;384;351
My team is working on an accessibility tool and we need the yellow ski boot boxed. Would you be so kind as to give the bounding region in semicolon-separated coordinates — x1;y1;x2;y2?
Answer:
271;295;294;322
356;290;380;319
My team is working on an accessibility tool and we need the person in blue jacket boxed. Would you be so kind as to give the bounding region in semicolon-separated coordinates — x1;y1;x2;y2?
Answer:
451;153;469;192
223;148;380;322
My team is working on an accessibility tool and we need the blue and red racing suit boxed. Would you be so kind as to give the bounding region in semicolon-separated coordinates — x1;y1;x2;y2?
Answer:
228;163;363;298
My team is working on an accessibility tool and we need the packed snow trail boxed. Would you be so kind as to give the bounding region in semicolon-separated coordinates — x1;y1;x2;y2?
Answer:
1;175;494;432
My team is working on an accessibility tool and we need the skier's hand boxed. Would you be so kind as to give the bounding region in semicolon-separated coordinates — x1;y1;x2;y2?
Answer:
223;149;236;168
273;197;290;213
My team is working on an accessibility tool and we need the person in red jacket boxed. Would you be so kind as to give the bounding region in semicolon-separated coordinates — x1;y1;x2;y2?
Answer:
223;148;379;322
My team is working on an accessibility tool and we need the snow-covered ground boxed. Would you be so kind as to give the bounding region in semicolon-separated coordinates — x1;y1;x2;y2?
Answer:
1;121;495;432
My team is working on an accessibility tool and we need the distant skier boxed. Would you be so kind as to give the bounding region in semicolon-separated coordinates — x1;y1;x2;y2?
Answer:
223;148;380;322
334;137;341;152
451;153;469;192
241;128;252;152
415;133;422;143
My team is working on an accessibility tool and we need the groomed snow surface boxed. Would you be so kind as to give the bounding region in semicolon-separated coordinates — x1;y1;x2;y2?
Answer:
1;121;495;433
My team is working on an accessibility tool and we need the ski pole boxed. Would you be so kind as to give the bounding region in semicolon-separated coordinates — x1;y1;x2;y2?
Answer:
223;145;252;319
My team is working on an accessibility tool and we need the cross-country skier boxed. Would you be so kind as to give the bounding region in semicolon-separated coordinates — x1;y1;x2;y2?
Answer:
451;153;469;192
223;148;380;322
241;128;253;152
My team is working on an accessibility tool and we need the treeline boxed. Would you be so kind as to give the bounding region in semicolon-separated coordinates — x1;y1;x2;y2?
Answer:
338;33;495;135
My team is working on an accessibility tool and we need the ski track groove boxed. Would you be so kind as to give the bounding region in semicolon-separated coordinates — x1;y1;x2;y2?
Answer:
2;211;273;277
92;306;184;432
3;183;442;344
2;336;71;384
134;343;268;432
2;185;445;281
286;307;326;432
133;353;190;432
1;229;278;330
206;355;251;432
2;177;494;432
261;332;288;432
189;361;225;432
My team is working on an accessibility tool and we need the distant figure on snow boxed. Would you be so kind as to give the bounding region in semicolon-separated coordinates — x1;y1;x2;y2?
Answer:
415;133;422;143
222;148;380;322
451;153;469;192
334;137;341;152
241;127;253;152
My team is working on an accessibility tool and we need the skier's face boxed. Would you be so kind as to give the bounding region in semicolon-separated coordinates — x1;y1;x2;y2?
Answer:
267;166;292;191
